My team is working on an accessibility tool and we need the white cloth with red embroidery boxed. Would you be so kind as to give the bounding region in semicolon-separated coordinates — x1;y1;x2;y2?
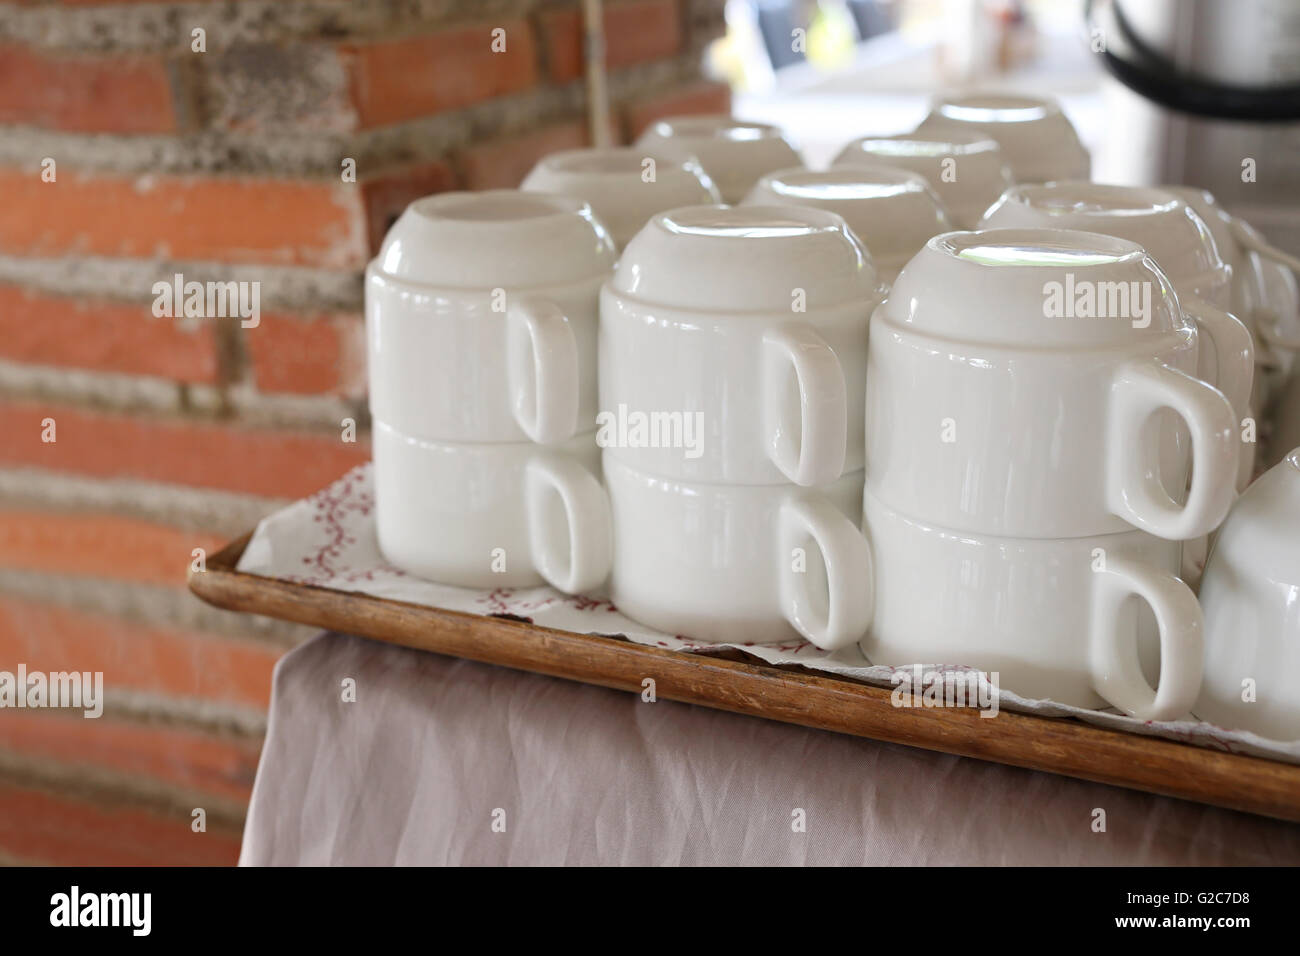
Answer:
238;465;1300;765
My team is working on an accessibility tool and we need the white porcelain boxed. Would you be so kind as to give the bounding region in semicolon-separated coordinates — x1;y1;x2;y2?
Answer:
366;190;617;445
601;204;883;486
859;487;1203;721
832;130;1013;229
741;164;952;283
605;454;871;649
1269;367;1300;470
373;422;610;593
868;229;1239;540
521;148;721;248
915;92;1091;183
634;115;803;204
1194;448;1300;740
979;183;1256;482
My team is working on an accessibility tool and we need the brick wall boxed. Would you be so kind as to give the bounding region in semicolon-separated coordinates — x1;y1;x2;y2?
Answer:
0;0;729;865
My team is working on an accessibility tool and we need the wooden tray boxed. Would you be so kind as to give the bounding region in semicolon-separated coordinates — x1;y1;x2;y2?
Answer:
191;531;1300;823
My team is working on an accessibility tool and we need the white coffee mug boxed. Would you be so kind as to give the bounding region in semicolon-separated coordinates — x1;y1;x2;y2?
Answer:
634;115;803;204
373;421;612;594
366;190;617;445
915;92;1091;183
859;487;1203;721
741;164;952;283
604;453;872;649
867;229;1239;541
832;130;1013;229
600;204;884;486
979;183;1256;467
1194;448;1300;740
521;148;721;248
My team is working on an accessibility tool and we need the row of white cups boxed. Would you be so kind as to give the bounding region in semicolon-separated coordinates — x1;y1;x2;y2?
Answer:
366;93;1300;739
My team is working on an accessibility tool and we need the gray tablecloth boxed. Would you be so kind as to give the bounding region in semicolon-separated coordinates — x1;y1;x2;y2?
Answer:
240;632;1300;866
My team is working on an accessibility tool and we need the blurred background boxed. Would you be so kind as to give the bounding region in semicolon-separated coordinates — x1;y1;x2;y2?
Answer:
0;0;1297;864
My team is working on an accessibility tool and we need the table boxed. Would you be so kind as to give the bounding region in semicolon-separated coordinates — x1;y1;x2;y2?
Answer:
239;632;1300;865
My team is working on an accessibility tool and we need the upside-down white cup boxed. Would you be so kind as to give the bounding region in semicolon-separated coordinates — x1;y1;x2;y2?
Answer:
634;115;803;204
832;130;1013;229
521;148;721;248
600;204;884;486
605;454;871;649
1169;186;1300;408
915;92;1091;183
859;486;1203;721
373;422;611;593
979;183;1256;488
867;229;1239;541
1194;448;1300;740
366;190;617;445
741;164;952;284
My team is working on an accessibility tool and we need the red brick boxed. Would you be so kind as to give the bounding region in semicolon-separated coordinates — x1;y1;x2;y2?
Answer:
0;401;370;499
0;285;220;384
0;44;175;133
245;313;364;396
0;595;280;711
345;21;539;128
458;121;590;190
0;783;242;865
0;167;368;269
622;80;732;141
0;510;226;588
0;711;262;805
359;160;458;252
541;0;683;83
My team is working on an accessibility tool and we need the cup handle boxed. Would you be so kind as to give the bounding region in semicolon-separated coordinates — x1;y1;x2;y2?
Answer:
1106;359;1237;540
507;297;580;445
776;495;873;650
1180;293;1255;425
761;323;847;486
524;453;612;595
1090;556;1204;720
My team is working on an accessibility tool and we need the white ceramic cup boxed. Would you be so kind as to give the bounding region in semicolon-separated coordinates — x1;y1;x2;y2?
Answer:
634;115;803;204
373;421;611;593
600;204;884;486
366;190;617;445
1194;448;1300;740
740;164;952;283
605;453;872;649
859;487;1203;721
867;229;1239;541
915;92;1091;183
832;130;1013;229
979;183;1256;487
521;148;721;248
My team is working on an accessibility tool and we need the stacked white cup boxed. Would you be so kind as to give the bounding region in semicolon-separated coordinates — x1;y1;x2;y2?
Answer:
599;204;883;649
366;190;617;593
740;164;953;286
858;228;1243;721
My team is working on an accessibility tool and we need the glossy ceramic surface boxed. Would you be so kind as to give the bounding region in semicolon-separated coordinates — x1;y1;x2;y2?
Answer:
605;454;871;649
868;228;1239;540
521;148;721;248
741;164;952;283
602;205;883;485
979;184;1256;479
832;129;1013;229
915;92;1091;183
859;486;1202;721
373;422;610;593
633;115;803;204
1194;448;1300;740
366;190;616;445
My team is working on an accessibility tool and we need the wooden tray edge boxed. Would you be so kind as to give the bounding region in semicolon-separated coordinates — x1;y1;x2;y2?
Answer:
189;534;1300;824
